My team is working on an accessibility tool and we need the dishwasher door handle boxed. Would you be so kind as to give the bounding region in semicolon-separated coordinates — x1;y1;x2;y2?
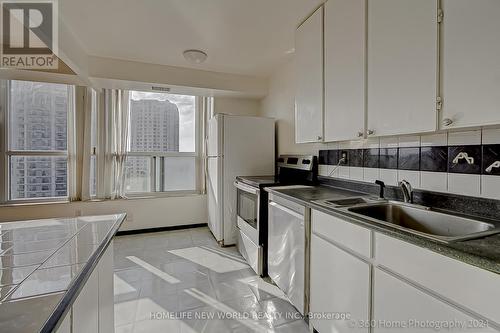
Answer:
269;201;304;220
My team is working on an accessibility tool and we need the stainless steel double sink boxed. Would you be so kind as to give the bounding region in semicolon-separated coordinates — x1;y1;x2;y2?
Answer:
313;197;500;243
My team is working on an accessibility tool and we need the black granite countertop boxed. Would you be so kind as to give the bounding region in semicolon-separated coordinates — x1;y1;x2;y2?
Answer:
0;213;126;333
266;184;500;275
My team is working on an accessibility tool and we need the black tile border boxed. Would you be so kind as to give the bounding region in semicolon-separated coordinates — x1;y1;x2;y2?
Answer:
318;150;328;165
319;145;500;175
349;149;364;167
379;148;398;169
448;146;482;175
363;148;380;168
328;150;339;165
421;146;448;172
482;144;500;176
398;147;420;171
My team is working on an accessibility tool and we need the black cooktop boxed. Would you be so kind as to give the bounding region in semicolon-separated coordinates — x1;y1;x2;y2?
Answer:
236;155;318;189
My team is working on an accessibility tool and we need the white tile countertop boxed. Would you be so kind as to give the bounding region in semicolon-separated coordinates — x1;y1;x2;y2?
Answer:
0;214;126;333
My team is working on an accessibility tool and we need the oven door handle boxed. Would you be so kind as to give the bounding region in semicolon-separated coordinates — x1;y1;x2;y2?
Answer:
234;181;259;195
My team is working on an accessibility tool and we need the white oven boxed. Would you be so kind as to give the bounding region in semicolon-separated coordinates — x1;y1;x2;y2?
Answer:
234;180;262;275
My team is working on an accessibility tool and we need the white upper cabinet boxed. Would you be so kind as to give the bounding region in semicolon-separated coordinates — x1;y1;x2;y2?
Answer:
367;0;438;137
295;6;324;143
324;0;366;141
441;0;500;129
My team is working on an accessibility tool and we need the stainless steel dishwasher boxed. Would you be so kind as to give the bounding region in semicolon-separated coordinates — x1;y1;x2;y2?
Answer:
268;192;310;315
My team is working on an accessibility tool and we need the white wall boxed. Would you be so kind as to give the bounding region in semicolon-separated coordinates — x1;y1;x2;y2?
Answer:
214;97;260;116
0;195;207;231
259;58;326;155
88;56;268;98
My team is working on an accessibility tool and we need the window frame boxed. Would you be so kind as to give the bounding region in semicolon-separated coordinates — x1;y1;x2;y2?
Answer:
122;94;202;197
0;80;75;204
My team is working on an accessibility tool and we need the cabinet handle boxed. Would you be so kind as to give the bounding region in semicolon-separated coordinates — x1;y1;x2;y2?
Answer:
366;129;375;136
442;118;453;127
357;131;364;138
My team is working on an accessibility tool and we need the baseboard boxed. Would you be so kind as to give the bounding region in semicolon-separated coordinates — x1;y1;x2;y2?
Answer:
116;223;208;236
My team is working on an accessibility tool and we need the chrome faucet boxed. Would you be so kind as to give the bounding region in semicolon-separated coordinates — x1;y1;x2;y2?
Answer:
399;180;413;203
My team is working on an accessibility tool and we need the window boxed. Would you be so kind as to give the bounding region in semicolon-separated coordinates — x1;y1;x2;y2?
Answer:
89;89;97;198
125;91;199;194
1;80;74;202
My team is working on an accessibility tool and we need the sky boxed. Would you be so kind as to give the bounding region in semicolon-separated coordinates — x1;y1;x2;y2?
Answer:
131;91;195;152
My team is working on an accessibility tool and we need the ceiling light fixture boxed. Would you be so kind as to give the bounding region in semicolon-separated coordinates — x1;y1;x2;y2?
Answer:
183;49;208;64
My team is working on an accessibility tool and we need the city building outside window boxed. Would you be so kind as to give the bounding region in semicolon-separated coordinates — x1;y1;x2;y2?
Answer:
1;80;74;202
124;91;199;194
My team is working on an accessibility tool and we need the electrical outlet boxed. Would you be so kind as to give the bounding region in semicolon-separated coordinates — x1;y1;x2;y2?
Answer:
340;151;348;164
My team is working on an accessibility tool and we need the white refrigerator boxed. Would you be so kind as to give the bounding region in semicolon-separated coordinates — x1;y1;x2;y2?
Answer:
206;113;275;246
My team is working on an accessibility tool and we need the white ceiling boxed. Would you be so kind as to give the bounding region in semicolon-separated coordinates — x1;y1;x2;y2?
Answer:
60;0;324;78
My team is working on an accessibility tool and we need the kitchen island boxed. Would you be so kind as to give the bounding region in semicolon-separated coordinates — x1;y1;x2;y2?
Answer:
0;213;126;333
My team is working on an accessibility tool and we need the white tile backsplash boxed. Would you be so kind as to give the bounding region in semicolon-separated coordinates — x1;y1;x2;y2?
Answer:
318;165;330;177
329;167;339;178
363;168;380;183
481;175;500;200
420;171;448;192
339;141;363;150
380;137;399;148
448;130;481;146
364;137;380;149
338;166;350;179
319;127;500;201
398;170;420;188
350;167;364;181
327;142;340;150
482;128;500;145
447;174;481;197
398;135;421;148
379;169;398;186
421;133;447;147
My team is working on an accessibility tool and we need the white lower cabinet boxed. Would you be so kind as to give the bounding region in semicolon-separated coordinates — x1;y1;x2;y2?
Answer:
57;241;115;333
55;312;71;333
373;268;496;333
73;265;99;333
310;233;370;333
98;243;115;333
310;210;500;333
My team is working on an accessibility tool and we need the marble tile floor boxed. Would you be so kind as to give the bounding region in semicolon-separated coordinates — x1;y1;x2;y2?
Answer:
113;227;310;333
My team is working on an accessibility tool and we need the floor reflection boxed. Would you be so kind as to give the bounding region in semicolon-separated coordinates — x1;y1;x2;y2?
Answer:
113;227;309;333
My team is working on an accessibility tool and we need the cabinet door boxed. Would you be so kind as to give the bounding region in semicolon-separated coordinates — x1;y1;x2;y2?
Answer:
310;234;370;333
374;268;497;333
441;0;500;128
324;0;366;142
72;267;99;333
55;312;71;333
295;6;324;143
367;0;438;137
98;242;115;333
